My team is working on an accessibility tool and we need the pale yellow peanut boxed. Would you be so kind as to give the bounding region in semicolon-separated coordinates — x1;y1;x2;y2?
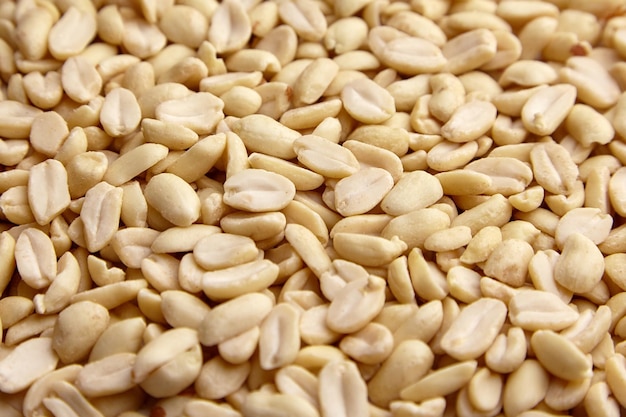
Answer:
387;10;447;47
22;364;82;417
293;134;359;178
4;313;57;347
141;253;181;292
280;101;343;132
200;72;263;97
259;303;300;370
441;297;507;361
509;289;579;331
282;200;329;245
380;171;442;216
292;58;339;106
29;111;69;158
341;78;395;124
300;303;339;345
347;124;410;156
275;365;319;409
219;326;260;365
502;359;550;417
485;326;527;374
255;25;298;67
400;360;477;403
241;391;319;417
545;375;592;412
48;6;96;59
249;153;324;192
467;367;503;413
0;100;43;139
499;60;558;88
52;300;109;364
370;28;446;75
110;227;159;269
202;259;279;300
139;346;202;398
342;139;403;183
606;354;626;408
168;137;226;182
318;359;368;417
195;356;250;400
326;275;386;334
451;193;512;234
585;166;611;214
492;115;528;146
382;207;450;250
155;92;224;135
442;28;497;74
334;168;394;217
387;74;431;113
521;84;577;136
562;305;612;354
26;159;70;225
367;340;434;408
554;233;605;294
333;50;379;71
223;168;295;213
70;278;148;310
566;104;615;148
528;249;572;304
285;223;332;278
0;185;35;224
14;227;56;289
0;337;58;394
482;29;522;71
199;292;272;346
560;56;621;109
554;207;612;250
100;87;141;137
333;233;407;267
584;381;620;417
141;118;198;151
61;56;102;104
410;94;441;135
324;17;369;54
86;254;124;287
483;238;534;287
464;156;532;197
407;248;448;301
530;141;579;196
89;317;146;361
75;352;136;397
278;0;327;42
65;151;108;200
230;114;299;159
0;296;33;329
428;73;464;123
531;330;592;381
440;100;496;143
121;15;167;59
143;173;200;227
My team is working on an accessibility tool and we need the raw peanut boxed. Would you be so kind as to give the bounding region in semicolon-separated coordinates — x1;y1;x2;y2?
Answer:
195;356;250;400
199;292;273;346
566;104;615;147
560;56;621;109
545;376;591;412
368;340;435;408
485;326;527;374
259;303;300;370
52;301;109;364
293;134;359;179
15;227;57;290
144;173;201;227
100;87;141;137
0;337;58;394
318;360;368;417
554;233;605;293
371;29;446;75
27;159;70;226
278;0;327;42
285;223;332;278
208;0;251;54
70;279;148;310
400;360;478;403
141;253;181;292
381;171;443;215
499;60;558;87
223;169;296;213
531;330;593;381
155;92;224;135
334;168;394;217
483;239;534;287
464;156;533;196
442;28;497;74
48;6;96;60
341;78;395;124
231;114;300;159
451;193;512;234
194;233;258;271
75;352;136;397
509;290;579;331
293;58;339;106
502;360;550;417
333;233;407;267
408;248;449;301
202;259;279;300
468;367;503;413
521;84;577;136
326;275;386;334
606;354;626;408
241;391;319;417
441;298;507;360
554;207;613;249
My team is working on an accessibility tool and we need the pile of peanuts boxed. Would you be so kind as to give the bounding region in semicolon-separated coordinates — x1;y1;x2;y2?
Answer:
4;0;626;415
